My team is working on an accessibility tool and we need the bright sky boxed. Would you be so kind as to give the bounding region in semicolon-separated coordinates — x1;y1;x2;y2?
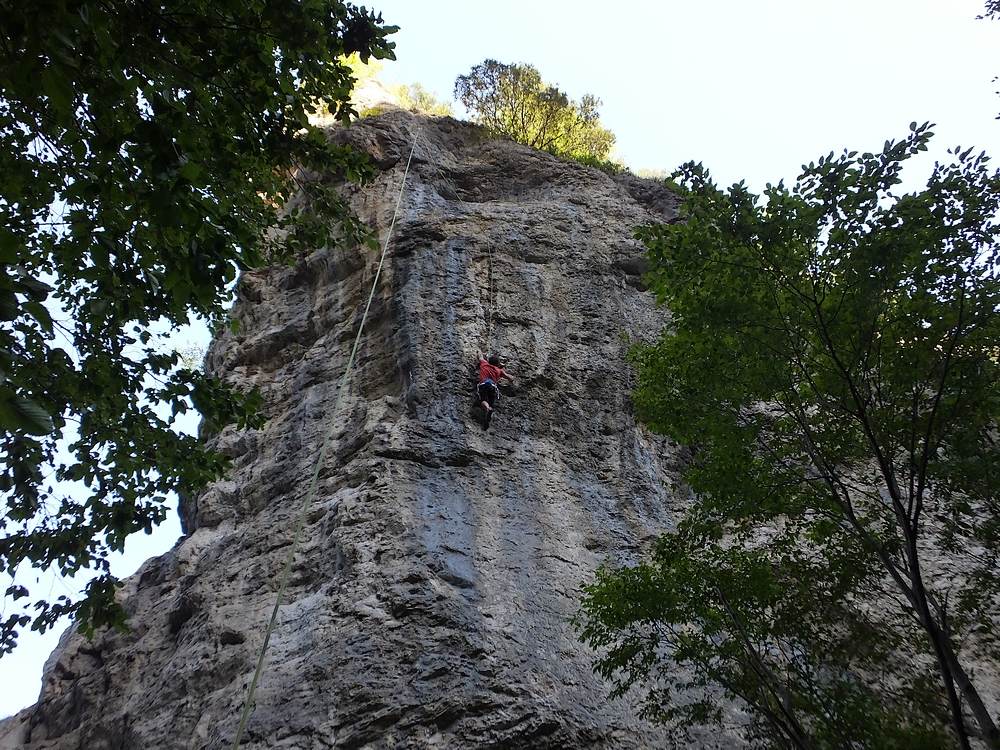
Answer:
376;0;999;190
3;0;998;720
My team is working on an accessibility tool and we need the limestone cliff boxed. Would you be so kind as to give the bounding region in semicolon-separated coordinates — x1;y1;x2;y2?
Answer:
2;111;703;748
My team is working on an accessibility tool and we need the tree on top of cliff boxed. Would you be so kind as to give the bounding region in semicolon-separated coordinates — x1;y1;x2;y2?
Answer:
395;83;453;116
0;0;396;654
579;124;1000;748
454;59;615;161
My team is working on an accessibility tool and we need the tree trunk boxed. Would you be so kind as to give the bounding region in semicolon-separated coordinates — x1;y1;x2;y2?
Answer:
940;636;1000;749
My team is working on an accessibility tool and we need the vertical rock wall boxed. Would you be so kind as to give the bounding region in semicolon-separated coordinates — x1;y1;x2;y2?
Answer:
2;111;708;748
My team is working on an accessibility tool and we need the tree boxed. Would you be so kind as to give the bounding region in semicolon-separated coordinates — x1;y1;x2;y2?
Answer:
395;82;452;116
0;0;396;654
454;59;614;160
578;124;1000;748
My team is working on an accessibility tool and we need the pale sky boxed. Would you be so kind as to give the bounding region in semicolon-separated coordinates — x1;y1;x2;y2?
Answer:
2;0;998;720
376;0;999;189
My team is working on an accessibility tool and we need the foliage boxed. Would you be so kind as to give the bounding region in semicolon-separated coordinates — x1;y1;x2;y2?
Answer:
345;54;451;118
581;533;952;748
634;167;670;180
344;52;386;89
569;152;626;176
454;59;614;160
0;0;396;654
361;82;452;118
175;341;208;372
394;83;452;116
578;124;1000;748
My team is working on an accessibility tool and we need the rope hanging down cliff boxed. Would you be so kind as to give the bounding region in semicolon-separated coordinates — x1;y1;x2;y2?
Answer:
484;242;495;346
231;133;419;749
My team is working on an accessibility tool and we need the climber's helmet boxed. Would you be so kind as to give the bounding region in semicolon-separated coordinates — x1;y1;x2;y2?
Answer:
488;354;501;367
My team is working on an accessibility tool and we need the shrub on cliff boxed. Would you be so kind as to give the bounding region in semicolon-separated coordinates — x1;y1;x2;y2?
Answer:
579;124;1000;748
0;0;396;654
396;83;453;116
454;59;615;161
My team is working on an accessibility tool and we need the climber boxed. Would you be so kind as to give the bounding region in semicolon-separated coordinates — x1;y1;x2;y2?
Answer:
476;350;512;428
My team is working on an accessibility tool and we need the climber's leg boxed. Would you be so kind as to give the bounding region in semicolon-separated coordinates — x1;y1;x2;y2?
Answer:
476;382;497;429
477;381;496;411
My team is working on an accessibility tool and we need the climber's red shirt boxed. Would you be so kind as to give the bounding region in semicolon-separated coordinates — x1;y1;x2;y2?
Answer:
478;361;505;383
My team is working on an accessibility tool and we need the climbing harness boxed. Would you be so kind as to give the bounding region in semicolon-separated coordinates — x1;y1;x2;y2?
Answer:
231;132;419;749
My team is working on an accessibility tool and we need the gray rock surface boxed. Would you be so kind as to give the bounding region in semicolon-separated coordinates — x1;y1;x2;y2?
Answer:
3;111;706;748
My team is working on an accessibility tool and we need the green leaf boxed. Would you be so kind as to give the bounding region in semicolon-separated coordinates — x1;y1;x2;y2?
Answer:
178;161;203;183
0;292;16;321
11;396;54;435
24;301;53;334
0;229;19;264
40;67;74;121
17;275;52;300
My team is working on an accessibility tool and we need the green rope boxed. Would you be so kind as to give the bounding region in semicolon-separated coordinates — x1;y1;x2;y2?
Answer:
231;132;419;748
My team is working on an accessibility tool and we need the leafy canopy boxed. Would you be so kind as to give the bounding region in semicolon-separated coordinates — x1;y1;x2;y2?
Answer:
394;83;453;117
341;55;451;117
0;0;396;654
579;124;1000;748
454;59;614;161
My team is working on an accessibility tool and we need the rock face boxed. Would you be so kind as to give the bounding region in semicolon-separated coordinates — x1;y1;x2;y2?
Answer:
2;111;700;748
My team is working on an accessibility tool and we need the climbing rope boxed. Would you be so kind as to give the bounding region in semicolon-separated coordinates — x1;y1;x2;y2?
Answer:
485;242;495;348
231;132;419;749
